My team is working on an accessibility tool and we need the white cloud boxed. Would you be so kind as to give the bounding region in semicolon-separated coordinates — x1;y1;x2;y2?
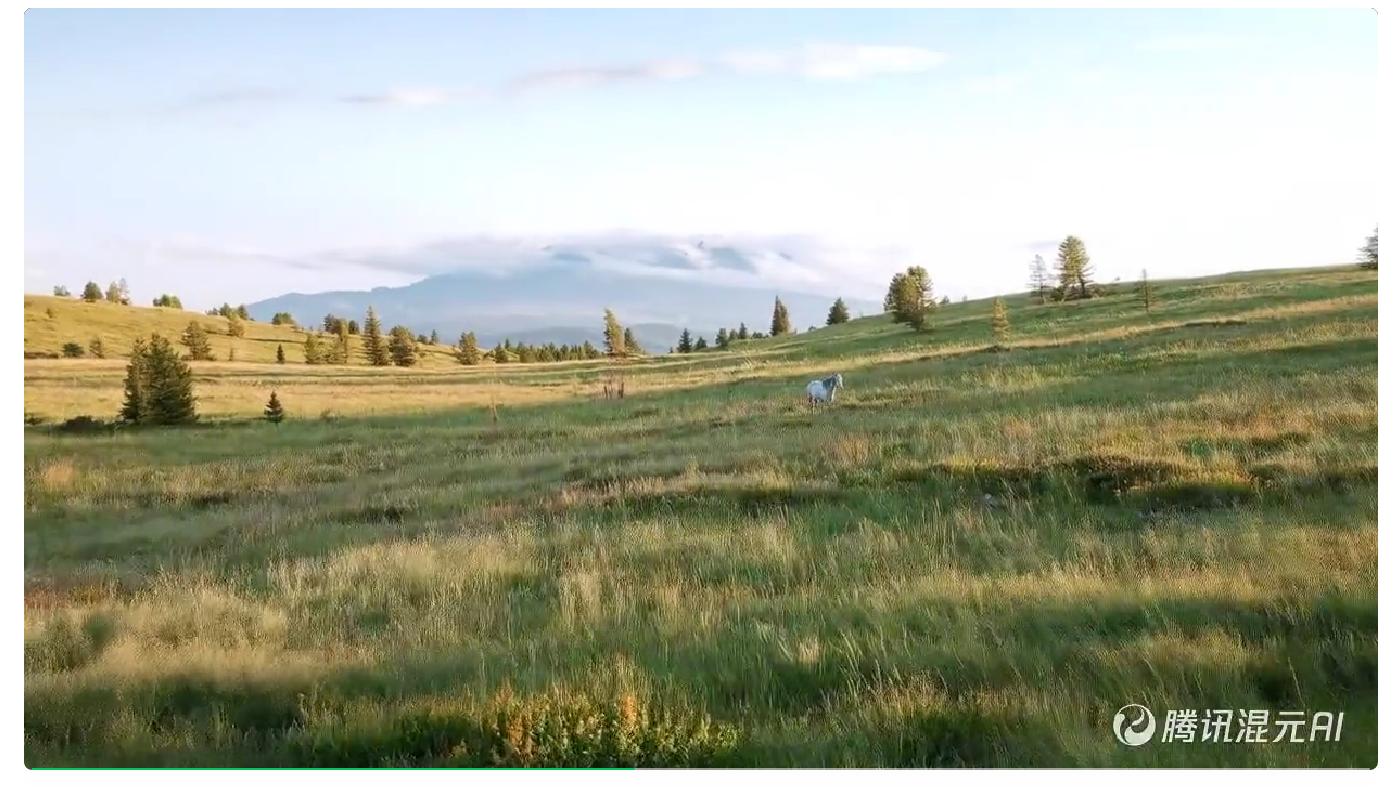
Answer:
510;59;705;93
339;86;480;107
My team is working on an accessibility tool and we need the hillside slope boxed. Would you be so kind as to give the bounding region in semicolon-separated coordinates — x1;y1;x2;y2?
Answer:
25;295;470;367
23;265;1378;766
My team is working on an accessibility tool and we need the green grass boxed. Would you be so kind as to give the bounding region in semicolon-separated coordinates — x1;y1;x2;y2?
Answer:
23;266;1377;766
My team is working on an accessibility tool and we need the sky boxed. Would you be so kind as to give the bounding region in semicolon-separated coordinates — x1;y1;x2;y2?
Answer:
24;8;1378;309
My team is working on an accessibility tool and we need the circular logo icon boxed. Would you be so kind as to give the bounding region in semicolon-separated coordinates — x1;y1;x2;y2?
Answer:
1112;704;1157;746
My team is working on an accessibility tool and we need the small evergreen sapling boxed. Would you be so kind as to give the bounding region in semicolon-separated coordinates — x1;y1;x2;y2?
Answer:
264;391;285;424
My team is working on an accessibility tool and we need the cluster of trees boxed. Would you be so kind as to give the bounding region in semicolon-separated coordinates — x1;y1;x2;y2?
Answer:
120;335;196;425
64;280;132;304
152;294;183;309
675;293;841;355
1027;236;1098;304
602;309;646;358
885;266;935;330
207;303;252;321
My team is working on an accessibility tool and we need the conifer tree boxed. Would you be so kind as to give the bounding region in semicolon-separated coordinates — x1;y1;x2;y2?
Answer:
455;331;481;365
429;329;439;345
236;305;250;320
82;282;102;302
677;328;693;353
362;307;389;365
53;285;70;297
1055;235;1094;300
991;297;1010;348
121;335;196;425
347;319;359;335
492;343;509;364
771;297;791;335
603;309;626;358
826;297;850;325
388;325;418;366
716;327;729;348
264;391;285;424
623;328;643;355
180;321;215;361
303;333;324;365
694;336;708;351
276;344;286;364
1028;254;1051;304
227;316;245;337
890;268;931;330
737;322;749;340
120;338;149;423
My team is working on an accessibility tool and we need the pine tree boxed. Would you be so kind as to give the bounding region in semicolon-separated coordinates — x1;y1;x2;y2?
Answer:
303;333;324;365
429;329;439;345
677;328;693;353
770;297;792;335
694;336;708;351
388;325;418;366
1359;227;1378;269
120;338;149;423
492;343;510;364
152;294;182;309
82;282;102;302
180;321;214;360
276;344;286;364
362;307;389;365
1055;236;1094;300
737;322;749;340
121;335;196;425
104;281;123;303
715;327;729;348
347;319;359;335
827;298;850;325
455;331;481;365
603;309;626;358
1137;269;1155;313
991;297;1010;348
623;328;643;355
236;305;250;321
271;312;296;326
264;391;285;424
1028;254;1051;304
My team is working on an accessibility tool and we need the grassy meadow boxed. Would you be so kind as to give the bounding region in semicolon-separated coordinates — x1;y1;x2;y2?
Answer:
22;266;1378;766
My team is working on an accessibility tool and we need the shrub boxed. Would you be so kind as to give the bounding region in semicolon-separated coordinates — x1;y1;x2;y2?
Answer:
60;342;84;358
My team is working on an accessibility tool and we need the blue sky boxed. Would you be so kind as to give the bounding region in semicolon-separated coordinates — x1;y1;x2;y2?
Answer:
25;8;1377;308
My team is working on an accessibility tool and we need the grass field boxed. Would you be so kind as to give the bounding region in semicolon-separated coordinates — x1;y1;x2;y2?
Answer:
22;266;1377;766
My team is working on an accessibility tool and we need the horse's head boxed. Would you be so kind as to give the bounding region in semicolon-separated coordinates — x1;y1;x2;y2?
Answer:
831;373;844;390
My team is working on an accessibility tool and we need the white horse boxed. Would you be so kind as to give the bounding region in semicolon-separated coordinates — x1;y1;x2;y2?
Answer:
805;373;844;405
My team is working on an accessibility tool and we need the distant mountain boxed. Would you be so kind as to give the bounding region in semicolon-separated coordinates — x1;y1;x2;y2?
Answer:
248;243;877;352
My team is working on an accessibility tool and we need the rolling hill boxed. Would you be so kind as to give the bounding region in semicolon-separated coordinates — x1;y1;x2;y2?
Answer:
23;264;1378;766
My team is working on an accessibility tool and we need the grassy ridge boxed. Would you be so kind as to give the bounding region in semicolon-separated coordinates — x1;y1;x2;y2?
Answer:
24;294;463;367
22;266;1377;766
